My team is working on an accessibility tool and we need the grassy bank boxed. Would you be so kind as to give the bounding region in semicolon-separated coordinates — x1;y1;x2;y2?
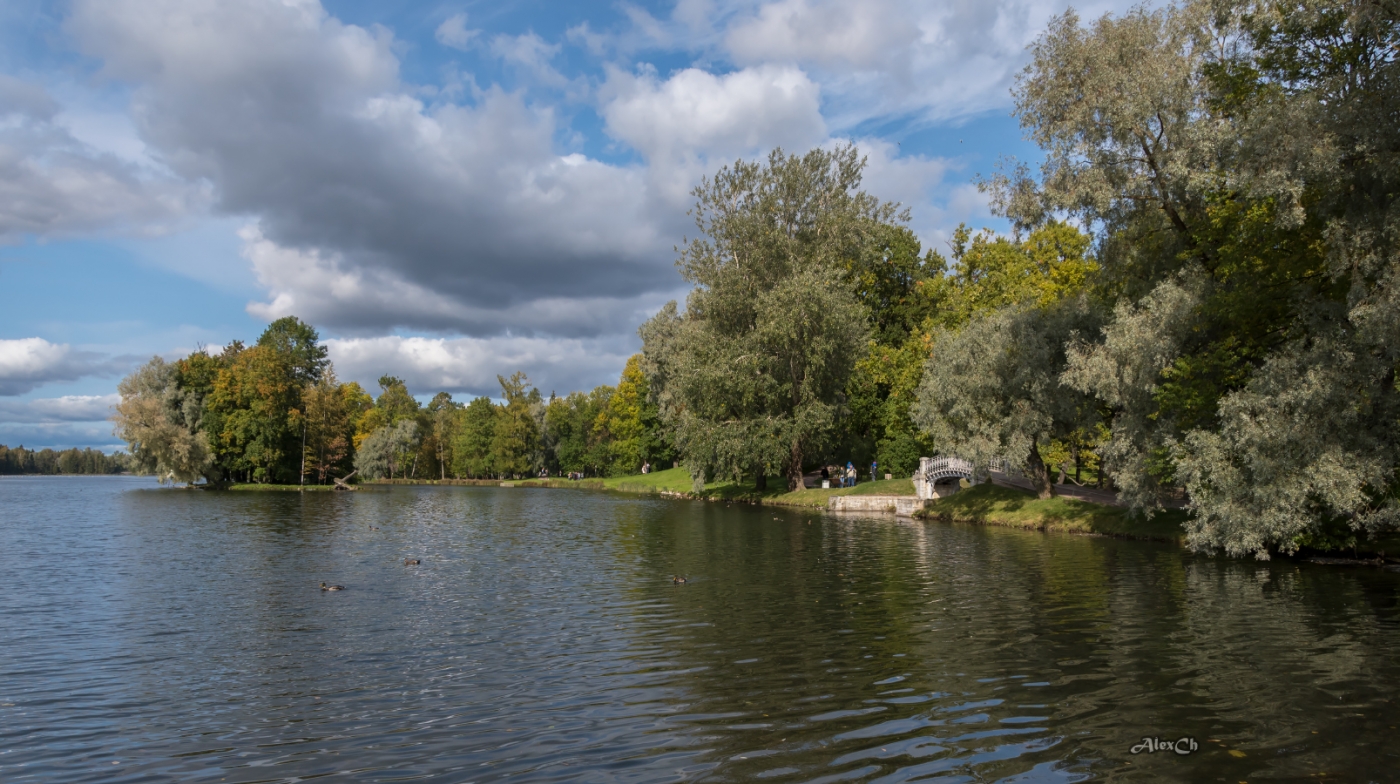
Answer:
473;466;916;507
915;483;1187;543
226;483;339;491
592;466;917;507
237;470;1400;559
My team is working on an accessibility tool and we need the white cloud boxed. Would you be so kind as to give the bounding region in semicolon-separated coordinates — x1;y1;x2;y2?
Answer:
0;422;127;451
601;64;826;202
725;0;919;70
714;0;1142;128
0;394;120;423
849;137;953;245
489;32;569;88
603;64;825;162
435;13;478;50
325;334;636;399
0;338;134;396
0;74;200;240
65;0;680;337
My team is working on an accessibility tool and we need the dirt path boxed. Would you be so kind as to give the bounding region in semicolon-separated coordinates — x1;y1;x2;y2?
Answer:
987;471;1187;508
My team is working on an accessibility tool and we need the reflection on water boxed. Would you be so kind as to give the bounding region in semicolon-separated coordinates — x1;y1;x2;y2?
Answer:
3;476;1400;782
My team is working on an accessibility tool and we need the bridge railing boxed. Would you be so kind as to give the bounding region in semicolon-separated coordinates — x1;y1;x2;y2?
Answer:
914;456;977;500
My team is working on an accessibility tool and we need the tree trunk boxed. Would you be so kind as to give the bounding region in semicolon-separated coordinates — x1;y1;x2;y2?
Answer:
786;438;804;491
1026;437;1054;499
755;470;767;492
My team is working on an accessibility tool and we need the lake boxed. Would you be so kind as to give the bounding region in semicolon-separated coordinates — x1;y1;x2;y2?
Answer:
3;476;1399;782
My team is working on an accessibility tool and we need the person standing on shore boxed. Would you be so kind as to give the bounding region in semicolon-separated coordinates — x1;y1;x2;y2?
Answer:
870;459;878;483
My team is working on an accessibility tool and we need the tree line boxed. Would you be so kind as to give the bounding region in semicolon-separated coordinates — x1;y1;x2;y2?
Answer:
111;318;674;485
0;444;134;475
113;0;1399;558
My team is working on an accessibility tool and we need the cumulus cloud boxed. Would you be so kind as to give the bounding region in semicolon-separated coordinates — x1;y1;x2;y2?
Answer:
600;64;826;202
66;0;680;337
0;74;198;240
0;338;134;396
325;334;637;399
435;13;478;50
241;224;676;336
602;64;825;163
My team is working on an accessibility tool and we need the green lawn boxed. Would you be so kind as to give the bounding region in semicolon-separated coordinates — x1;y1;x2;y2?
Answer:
515;466;919;508
915;483;1188;543
225;483;338;491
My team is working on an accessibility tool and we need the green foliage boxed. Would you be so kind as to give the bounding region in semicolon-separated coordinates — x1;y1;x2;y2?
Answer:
206;344;300;483
301;367;354;483
0;444;133;475
256;316;329;384
452;396;499;478
644;145;884;491
425;392;461;480
842;223;943;346
112;356;213;484
543;387;612;476
844;335;933;476
930;221;1098;329
989;0;1400;556
354;419;419;480
593;355;672;476
490;372;540;479
914;297;1103;498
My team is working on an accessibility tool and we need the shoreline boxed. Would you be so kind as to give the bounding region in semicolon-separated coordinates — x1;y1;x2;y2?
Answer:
217;469;1400;564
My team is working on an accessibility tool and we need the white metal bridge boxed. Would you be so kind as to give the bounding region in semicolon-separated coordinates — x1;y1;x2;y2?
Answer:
913;456;979;500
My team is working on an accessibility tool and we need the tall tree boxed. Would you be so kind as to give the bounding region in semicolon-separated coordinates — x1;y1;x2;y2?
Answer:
593;355;669;475
452;396;499;478
256;316;330;384
643;145;884;491
301;367;353;484
426;392;461;480
914;298;1103;498
354;420;419;480
207;344;300;483
490;372;540;479
111;357;213;484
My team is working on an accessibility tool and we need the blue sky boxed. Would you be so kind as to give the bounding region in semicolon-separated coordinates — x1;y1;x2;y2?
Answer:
0;0;1139;451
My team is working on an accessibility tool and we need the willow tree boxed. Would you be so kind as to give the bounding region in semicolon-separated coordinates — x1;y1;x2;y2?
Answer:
913;297;1102;498
643;145;885;491
111;357;213;484
998;0;1400;556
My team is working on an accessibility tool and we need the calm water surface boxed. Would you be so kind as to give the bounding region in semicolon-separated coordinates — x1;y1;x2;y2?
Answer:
3;476;1400;782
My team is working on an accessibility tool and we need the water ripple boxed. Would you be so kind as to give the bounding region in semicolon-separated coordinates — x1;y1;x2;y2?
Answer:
2;477;1400;781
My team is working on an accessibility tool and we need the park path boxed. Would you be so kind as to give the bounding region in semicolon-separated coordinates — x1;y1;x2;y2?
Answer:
987;471;1189;508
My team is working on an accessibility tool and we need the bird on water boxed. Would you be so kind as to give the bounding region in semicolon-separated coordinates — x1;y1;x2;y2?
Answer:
404;558;421;565
320;582;345;591
672;575;687;584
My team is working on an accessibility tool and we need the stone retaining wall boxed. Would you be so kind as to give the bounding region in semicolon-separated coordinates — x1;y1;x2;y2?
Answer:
827;495;928;517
